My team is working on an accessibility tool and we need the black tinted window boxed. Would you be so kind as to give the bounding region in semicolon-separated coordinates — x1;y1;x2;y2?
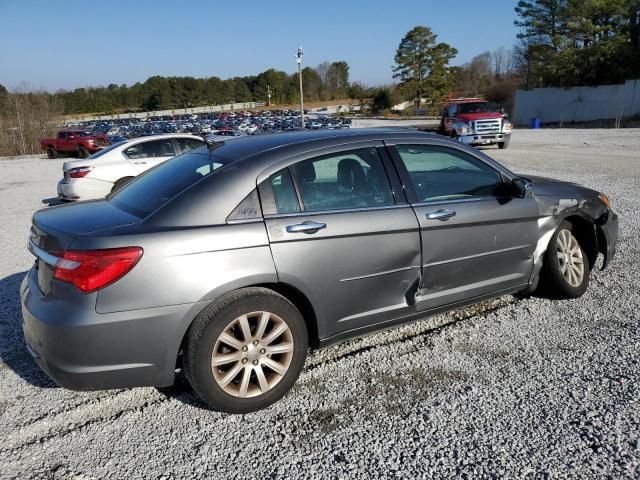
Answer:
395;145;502;202
290;148;394;212
110;150;228;217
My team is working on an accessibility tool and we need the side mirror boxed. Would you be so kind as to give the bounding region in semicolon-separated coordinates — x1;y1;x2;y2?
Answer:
511;178;530;198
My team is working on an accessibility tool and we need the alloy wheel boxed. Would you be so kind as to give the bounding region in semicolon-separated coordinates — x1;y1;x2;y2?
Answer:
211;311;294;398
556;229;585;287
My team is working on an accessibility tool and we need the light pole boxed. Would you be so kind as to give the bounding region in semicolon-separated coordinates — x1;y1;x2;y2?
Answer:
267;84;271;107
296;46;304;129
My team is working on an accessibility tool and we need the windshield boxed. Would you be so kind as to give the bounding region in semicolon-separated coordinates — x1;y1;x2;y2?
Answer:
458;102;493;114
109;148;230;217
88;141;126;159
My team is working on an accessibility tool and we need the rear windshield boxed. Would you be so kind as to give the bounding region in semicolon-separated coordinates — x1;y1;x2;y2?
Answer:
89;141;126;159
109;148;231;217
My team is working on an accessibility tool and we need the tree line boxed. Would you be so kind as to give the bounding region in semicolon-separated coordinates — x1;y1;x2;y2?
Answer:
0;61;354;116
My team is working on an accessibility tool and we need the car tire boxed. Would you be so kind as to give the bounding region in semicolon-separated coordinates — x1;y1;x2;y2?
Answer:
78;146;89;158
498;141;509;149
47;147;57;159
110;176;134;194
184;287;308;413
540;220;590;298
450;131;458;140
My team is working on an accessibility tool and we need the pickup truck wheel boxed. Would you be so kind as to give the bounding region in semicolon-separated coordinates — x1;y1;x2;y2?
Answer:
78;146;89;158
498;141;509;149
450;131;458;140
184;287;308;413
540;220;590;298
110;176;134;194
46;147;57;159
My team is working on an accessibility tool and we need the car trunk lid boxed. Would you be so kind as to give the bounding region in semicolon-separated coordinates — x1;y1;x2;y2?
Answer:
29;201;140;295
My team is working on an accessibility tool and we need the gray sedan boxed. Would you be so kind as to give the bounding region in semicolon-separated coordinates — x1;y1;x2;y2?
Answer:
21;129;618;413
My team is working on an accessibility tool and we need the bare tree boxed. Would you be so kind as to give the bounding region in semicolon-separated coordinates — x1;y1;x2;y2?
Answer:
0;83;62;156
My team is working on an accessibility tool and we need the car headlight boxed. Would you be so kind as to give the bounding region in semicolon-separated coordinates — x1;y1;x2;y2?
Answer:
457;125;471;135
503;122;513;133
598;193;612;209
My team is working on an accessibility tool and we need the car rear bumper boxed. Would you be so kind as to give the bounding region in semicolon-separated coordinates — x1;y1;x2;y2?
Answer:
20;268;200;390
459;132;511;146
57;177;113;201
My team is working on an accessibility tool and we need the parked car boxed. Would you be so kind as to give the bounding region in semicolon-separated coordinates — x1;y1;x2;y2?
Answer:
439;97;512;149
40;130;110;159
56;134;206;201
22;129;618;413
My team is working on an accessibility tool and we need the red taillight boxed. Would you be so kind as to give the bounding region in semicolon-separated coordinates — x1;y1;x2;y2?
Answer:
67;166;93;178
52;247;143;293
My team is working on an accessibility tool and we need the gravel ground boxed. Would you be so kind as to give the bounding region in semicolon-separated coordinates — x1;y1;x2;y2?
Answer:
0;129;639;479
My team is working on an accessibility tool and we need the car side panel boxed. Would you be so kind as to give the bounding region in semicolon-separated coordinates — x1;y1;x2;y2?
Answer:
64;222;278;313
265;206;421;340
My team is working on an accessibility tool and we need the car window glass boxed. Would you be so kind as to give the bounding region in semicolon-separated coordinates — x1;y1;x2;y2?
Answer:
176;138;205;153
270;170;300;214
395;145;502;202
290;147;394;212
125;139;176;159
110;150;230;217
58;132;67;139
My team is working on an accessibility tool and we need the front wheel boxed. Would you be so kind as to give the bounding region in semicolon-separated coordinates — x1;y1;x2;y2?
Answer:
47;147;57;159
498;141;509;149
184;288;308;413
540;221;590;298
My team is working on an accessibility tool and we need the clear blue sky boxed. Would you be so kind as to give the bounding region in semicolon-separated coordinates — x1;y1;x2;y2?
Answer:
0;0;519;92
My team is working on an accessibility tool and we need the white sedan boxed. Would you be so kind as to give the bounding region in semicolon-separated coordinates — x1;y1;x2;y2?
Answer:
57;134;206;201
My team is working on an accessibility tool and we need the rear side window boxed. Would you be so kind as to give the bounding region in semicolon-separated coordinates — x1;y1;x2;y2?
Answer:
125;139;176;159
110;150;229;217
290;147;394;212
395;145;502;202
176;138;206;153
269;170;300;214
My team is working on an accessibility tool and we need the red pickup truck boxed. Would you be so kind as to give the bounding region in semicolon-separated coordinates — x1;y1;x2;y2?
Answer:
439;98;512;149
41;130;109;159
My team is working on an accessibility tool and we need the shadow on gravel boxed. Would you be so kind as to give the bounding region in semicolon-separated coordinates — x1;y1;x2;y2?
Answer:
156;375;211;410
0;271;58;388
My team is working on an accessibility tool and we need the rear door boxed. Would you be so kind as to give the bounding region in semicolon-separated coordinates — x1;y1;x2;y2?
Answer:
261;142;421;341
388;142;539;310
123;138;177;172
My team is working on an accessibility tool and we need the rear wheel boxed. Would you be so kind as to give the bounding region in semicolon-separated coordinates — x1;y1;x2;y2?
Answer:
110;176;134;194
540;220;590;298
47;147;57;159
184;288;308;413
78;145;89;158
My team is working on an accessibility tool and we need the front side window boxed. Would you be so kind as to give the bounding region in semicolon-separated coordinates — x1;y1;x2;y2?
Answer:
290;147;394;212
395;145;502;202
125;139;176;159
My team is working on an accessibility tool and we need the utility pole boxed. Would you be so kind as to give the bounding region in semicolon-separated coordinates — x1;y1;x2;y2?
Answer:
267;84;272;107
296;46;304;129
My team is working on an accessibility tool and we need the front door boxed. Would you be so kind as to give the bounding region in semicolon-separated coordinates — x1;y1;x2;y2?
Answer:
389;142;539;310
261;143;421;341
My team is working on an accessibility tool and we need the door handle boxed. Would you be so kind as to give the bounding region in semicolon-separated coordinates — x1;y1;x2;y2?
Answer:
286;221;327;234
426;209;456;221
134;161;147;165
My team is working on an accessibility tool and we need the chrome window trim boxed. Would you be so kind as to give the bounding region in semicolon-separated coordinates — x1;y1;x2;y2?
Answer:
263;203;411;220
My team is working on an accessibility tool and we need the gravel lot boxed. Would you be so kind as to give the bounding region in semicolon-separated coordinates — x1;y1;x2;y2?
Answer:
0;129;638;479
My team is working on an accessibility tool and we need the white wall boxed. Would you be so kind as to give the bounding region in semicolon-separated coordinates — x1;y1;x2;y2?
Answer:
514;80;640;126
66;102;266;122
